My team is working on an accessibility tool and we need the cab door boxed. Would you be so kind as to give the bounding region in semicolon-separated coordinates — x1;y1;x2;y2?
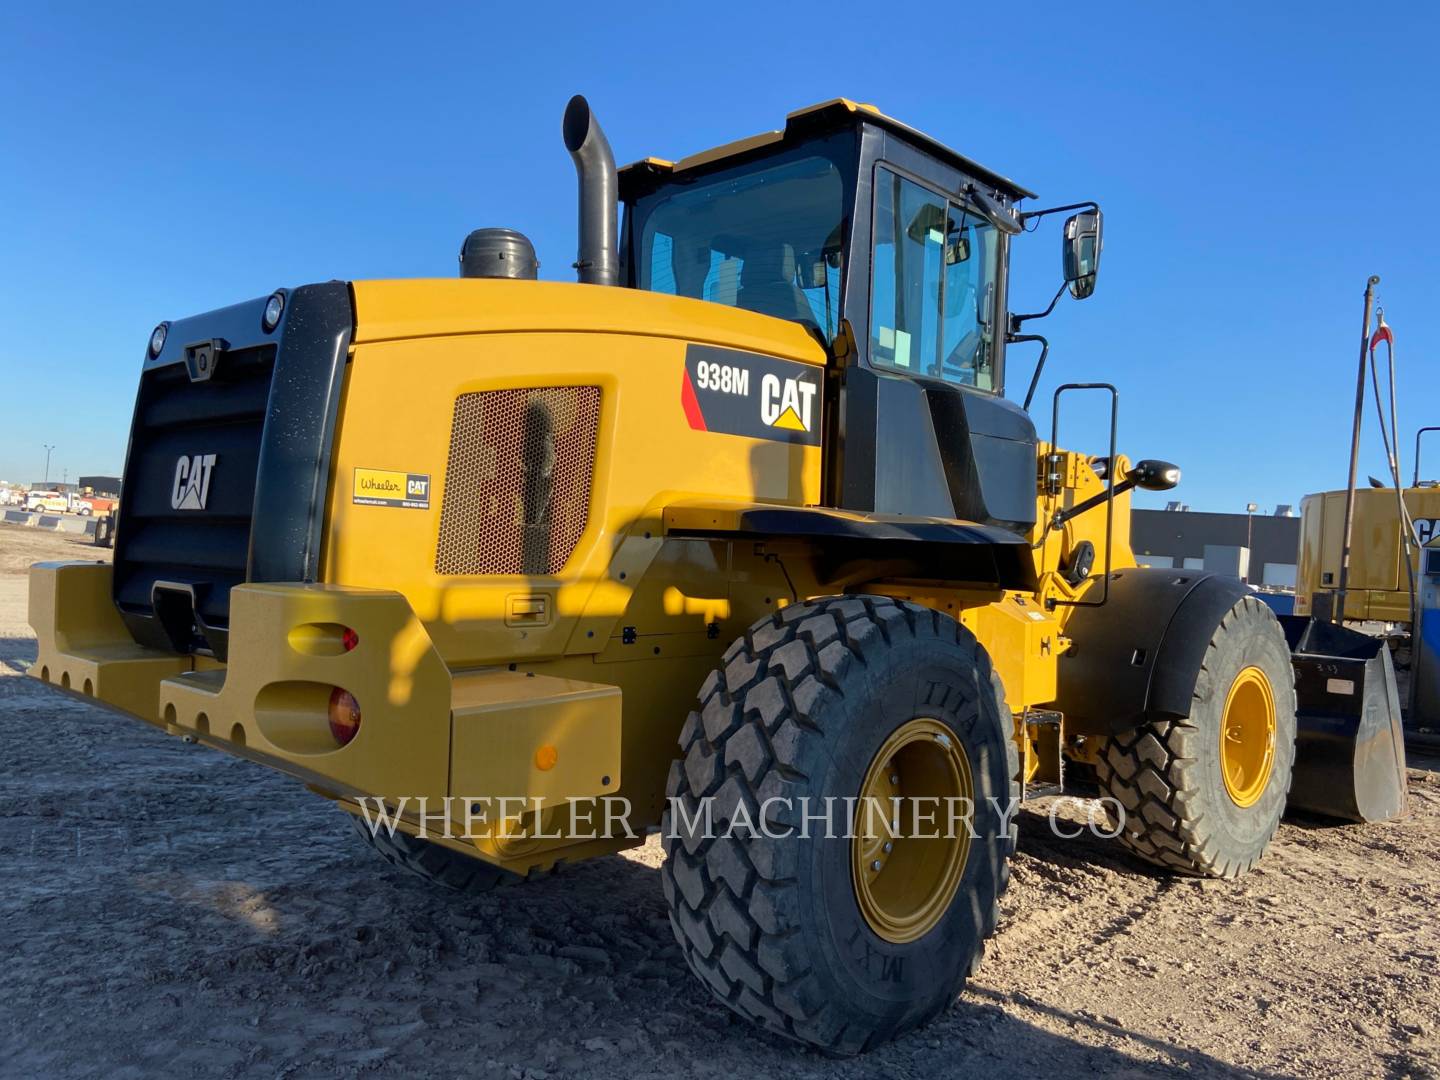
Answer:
848;165;1036;532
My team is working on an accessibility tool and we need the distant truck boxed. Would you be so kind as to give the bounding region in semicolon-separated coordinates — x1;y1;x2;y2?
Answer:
25;490;69;513
70;495;116;516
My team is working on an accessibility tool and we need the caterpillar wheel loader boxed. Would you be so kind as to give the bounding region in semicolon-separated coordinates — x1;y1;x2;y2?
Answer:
27;95;1408;1054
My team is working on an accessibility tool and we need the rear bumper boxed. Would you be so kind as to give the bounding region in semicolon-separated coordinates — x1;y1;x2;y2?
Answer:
28;562;623;865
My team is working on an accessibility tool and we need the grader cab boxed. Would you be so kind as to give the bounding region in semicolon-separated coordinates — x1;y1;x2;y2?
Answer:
27;95;1406;1053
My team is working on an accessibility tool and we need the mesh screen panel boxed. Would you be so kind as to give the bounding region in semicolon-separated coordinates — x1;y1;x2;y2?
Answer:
435;386;601;576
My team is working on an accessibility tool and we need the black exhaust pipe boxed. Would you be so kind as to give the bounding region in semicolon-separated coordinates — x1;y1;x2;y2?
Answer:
563;95;619;287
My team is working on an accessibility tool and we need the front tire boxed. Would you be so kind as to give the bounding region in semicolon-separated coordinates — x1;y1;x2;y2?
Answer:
661;596;1018;1054
1095;594;1296;878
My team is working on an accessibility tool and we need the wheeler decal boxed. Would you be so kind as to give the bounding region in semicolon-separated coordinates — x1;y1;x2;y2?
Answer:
353;467;431;509
681;344;821;446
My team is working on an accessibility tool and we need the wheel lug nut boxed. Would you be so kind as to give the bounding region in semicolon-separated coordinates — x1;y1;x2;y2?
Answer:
888;774;899;785
871;860;882;872
883;842;893;853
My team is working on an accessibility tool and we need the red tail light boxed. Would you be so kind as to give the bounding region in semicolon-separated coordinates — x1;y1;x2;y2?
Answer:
342;627;359;652
328;688;361;746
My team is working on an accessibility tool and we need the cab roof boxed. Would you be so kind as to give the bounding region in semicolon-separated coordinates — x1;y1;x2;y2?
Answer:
618;98;1037;202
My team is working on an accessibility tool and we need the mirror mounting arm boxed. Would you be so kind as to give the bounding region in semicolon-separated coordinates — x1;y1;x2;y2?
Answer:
1008;199;1103;412
1009;282;1067;333
1017;199;1100;226
1010;200;1103;332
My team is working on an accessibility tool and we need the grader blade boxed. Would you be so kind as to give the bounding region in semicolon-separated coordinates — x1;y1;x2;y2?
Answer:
1281;616;1409;823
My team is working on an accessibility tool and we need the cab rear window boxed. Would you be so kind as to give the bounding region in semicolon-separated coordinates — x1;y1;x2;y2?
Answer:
633;153;846;341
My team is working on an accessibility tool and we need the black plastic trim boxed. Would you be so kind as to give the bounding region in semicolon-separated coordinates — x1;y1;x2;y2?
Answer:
668;505;1035;591
249;281;353;585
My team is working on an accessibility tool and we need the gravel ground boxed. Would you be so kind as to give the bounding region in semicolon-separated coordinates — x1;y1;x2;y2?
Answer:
2;524;1437;1079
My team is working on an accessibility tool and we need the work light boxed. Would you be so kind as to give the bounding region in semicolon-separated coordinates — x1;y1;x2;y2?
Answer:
262;292;285;332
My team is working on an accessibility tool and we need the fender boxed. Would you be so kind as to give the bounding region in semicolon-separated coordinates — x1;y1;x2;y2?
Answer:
1053;567;1251;735
663;500;1036;591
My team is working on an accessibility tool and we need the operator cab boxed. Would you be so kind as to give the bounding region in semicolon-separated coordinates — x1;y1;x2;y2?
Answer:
619;100;1099;532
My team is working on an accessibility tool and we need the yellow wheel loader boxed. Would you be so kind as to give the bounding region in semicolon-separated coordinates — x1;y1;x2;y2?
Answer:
27;95;1407;1053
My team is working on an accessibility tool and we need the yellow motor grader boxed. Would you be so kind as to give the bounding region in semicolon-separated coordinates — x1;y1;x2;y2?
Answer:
26;96;1407;1053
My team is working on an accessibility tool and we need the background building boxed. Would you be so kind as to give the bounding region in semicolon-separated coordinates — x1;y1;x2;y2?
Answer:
77;475;122;497
1132;506;1300;587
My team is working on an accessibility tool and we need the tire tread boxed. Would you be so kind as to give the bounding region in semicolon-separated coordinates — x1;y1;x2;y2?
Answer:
661;595;1018;1053
1094;595;1296;879
350;817;529;893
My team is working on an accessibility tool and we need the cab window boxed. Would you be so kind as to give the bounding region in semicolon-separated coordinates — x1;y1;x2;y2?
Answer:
632;152;846;341
871;167;1000;390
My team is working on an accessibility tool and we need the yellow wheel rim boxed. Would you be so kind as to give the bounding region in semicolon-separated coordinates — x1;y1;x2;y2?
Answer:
1220;665;1277;808
852;718;972;944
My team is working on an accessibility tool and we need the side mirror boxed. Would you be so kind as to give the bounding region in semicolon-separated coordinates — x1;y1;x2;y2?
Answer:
1062;210;1103;299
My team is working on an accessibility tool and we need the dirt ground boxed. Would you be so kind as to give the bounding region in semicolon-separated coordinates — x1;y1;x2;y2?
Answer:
2;523;1437;1079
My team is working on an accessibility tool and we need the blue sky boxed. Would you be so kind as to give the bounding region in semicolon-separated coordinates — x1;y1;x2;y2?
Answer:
1;2;1436;512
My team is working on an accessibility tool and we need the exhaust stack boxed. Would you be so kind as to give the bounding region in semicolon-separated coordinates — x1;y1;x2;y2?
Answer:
563;95;619;287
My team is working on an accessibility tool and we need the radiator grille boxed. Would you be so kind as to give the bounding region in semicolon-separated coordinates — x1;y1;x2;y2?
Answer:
435;386;601;576
113;343;276;635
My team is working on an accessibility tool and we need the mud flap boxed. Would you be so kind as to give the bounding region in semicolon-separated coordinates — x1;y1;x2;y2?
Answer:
1280;617;1409;823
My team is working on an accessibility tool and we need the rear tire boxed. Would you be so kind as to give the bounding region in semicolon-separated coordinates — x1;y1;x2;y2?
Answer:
1095;594;1296;878
350;817;519;894
661;595;1018;1054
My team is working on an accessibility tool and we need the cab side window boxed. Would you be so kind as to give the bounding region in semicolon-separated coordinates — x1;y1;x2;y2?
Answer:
870;170;944;374
940;203;999;390
870;167;1000;390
